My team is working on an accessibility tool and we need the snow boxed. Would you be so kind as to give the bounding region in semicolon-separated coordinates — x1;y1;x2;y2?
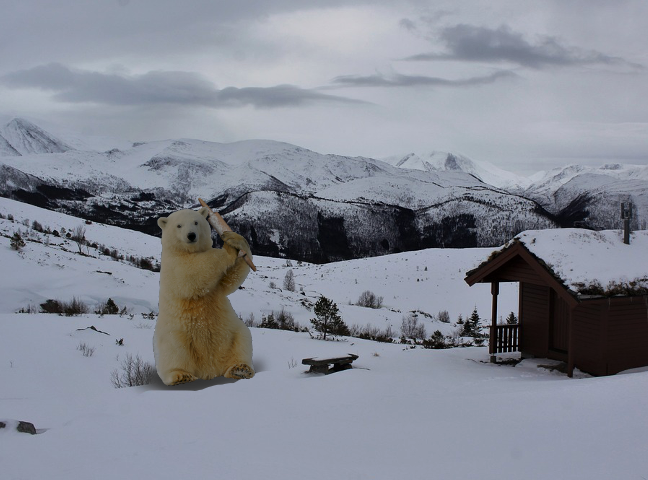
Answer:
2;200;648;479
513;229;648;295
3;314;648;480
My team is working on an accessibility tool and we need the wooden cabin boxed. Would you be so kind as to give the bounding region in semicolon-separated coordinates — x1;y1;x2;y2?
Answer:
465;229;648;377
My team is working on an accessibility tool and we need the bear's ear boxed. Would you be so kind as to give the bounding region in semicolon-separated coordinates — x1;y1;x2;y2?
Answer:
157;217;168;230
198;207;210;218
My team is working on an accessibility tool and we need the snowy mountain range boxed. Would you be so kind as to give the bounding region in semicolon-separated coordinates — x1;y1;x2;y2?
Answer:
0;117;645;261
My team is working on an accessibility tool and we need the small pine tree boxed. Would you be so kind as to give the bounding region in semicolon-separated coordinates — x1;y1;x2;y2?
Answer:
10;232;26;251
423;330;447;349
462;307;482;337
506;312;518;325
283;269;296;292
310;295;348;340
260;313;278;329
106;298;119;314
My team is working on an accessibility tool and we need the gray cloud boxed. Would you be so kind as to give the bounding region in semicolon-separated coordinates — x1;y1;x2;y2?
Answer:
332;69;517;88
399;18;417;32
406;24;642;69
1;63;362;109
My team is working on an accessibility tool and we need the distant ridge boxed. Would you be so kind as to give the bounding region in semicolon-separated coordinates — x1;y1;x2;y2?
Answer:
1;116;646;261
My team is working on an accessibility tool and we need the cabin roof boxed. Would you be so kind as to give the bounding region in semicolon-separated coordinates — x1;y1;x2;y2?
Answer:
466;229;648;298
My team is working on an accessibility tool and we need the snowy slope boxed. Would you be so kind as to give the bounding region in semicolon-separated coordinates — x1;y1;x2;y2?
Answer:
0;197;517;326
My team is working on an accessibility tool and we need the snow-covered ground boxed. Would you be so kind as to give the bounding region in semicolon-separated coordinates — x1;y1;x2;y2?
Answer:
3;314;648;480
2;196;648;479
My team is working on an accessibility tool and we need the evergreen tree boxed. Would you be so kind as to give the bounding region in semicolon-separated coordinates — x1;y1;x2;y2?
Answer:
423;330;447;349
10;232;26;251
506;312;518;325
260;313;278;329
310;295;348;339
462;307;482;337
105;298;119;315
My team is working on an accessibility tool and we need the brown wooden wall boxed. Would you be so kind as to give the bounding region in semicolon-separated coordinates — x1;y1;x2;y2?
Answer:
567;297;648;376
550;290;570;354
571;302;603;376
606;298;648;375
520;282;550;358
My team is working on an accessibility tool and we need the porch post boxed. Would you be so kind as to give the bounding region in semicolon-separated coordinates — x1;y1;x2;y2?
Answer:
490;282;499;363
567;309;574;378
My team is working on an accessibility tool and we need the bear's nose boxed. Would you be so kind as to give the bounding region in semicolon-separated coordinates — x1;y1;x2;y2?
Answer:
187;232;196;242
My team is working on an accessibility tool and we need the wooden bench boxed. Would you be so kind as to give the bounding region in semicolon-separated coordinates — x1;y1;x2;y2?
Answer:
302;354;359;374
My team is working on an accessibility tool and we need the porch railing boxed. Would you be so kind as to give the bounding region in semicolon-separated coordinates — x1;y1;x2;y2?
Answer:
490;324;520;354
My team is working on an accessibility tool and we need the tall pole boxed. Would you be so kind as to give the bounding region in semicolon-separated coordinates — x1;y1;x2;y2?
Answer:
621;202;632;245
490;282;499;363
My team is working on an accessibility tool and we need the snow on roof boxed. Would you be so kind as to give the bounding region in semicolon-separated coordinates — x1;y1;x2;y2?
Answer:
512;229;648;297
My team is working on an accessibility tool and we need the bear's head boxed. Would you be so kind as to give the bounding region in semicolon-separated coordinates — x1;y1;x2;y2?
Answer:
158;207;213;253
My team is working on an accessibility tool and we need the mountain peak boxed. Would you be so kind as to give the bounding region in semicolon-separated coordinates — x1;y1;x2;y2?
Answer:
383;150;531;189
1;117;72;155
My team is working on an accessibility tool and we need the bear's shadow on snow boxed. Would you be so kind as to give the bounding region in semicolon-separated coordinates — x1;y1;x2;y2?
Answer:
142;358;267;392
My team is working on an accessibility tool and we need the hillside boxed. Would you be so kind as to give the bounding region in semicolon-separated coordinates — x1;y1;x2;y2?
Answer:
523;164;648;230
0;196;518;326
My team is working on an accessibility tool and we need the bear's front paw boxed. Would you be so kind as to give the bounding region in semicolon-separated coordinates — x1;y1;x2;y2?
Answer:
220;232;252;259
166;370;197;386
224;363;255;379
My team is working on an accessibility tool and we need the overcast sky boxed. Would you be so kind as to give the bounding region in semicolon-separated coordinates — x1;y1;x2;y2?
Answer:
1;0;647;175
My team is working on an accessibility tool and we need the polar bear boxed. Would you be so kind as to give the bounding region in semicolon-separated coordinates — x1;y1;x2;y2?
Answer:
153;207;255;386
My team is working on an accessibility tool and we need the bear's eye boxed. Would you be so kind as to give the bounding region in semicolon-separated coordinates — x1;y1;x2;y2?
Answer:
194;221;198;225
177;224;181;228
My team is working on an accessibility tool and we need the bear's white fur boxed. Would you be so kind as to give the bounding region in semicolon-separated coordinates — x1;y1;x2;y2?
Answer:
153;207;255;386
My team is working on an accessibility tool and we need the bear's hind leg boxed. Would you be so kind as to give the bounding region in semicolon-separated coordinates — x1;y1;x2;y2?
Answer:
164;369;198;386
224;363;255;379
223;321;255;379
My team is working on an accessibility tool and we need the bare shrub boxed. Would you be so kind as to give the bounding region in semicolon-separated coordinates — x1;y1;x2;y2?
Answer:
71;225;87;254
437;310;451;323
40;297;89;316
31;220;44;232
400;313;427;341
356;290;383;309
283;269;296;292
244;312;257;327
349;323;395;343
110;354;156;388
77;342;95;357
17;304;39;314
